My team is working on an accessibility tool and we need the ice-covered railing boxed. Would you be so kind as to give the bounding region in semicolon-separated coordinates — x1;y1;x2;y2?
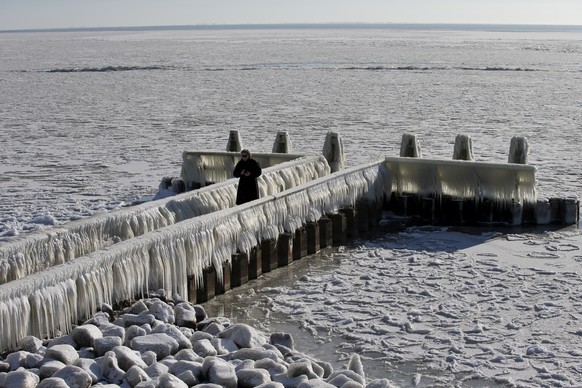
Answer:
0;155;330;285
180;151;308;189
0;159;384;351
383;156;538;221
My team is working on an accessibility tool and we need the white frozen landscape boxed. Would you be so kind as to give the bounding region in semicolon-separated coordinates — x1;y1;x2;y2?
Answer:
0;24;581;387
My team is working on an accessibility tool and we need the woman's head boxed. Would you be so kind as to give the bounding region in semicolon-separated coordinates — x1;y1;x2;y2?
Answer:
241;149;251;159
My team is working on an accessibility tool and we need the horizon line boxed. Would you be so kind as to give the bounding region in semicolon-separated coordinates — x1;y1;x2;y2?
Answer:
2;21;582;34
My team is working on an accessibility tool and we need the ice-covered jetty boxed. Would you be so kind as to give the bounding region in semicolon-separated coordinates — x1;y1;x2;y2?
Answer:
0;131;578;352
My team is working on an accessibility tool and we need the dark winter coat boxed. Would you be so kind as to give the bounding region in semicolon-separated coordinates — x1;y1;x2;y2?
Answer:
233;158;262;205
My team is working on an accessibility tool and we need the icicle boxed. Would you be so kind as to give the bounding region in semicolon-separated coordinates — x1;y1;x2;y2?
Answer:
383;156;537;209
261;202;284;241
0;156;330;286
325;175;350;213
236;205;265;254
283;190;311;232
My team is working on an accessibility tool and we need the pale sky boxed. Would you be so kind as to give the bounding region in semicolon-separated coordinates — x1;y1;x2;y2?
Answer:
1;0;581;31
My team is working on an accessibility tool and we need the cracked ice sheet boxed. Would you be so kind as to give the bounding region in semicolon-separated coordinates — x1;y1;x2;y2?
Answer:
204;225;582;387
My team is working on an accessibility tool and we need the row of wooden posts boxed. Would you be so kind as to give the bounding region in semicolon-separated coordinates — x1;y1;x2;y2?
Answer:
188;200;374;303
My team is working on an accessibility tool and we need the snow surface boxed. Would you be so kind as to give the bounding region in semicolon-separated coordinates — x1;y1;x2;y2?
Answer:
203;222;582;387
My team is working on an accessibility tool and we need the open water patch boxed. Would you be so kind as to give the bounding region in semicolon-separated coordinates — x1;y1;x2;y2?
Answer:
27;65;182;73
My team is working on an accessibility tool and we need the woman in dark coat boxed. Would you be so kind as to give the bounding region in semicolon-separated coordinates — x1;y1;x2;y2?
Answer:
233;149;262;205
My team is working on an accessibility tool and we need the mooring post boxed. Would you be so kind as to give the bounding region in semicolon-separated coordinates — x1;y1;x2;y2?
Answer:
272;131;292;153
292;226;307;260
508;136;529;164
400;133;422;158
306;221;320;254
226;130;242;152
452;134;474;161
248;245;262;280
261;239;278;273
322;131;345;172
277;232;294;267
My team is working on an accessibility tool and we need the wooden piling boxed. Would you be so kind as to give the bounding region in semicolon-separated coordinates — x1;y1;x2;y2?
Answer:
248;245;262;280
443;197;464;226
231;253;249;287
216;262;231;295
340;207;359;238
395;194;411;217
306;221;320;254
421;197;436;223
187;275;198;304
478;198;494;224
535;198;550;225
196;267;216;303
261;239;278;273
292;226;307;260
329;213;347;246
564;197;580;225
277;232;293;267
549;198;563;224
318;216;333;248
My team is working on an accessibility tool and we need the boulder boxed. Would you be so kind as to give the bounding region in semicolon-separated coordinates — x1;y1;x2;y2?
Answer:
45;344;79;365
237;368;272;387
70;324;103;348
18;336;43;353
52;365;93;388
4;368;40;388
112;345;148;371
131;333;179;359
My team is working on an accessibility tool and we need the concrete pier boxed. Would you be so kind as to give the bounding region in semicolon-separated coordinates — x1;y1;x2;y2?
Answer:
0;133;579;352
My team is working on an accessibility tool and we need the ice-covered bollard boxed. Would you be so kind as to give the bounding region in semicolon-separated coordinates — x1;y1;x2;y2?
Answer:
508;136;529;164
322;131;345;172
171;178;185;194
453;134;474;161
400;133;422;158
272;131;292;153
226;130;242;152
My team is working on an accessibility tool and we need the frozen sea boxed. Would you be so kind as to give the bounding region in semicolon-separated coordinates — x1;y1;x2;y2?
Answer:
1;24;582;386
